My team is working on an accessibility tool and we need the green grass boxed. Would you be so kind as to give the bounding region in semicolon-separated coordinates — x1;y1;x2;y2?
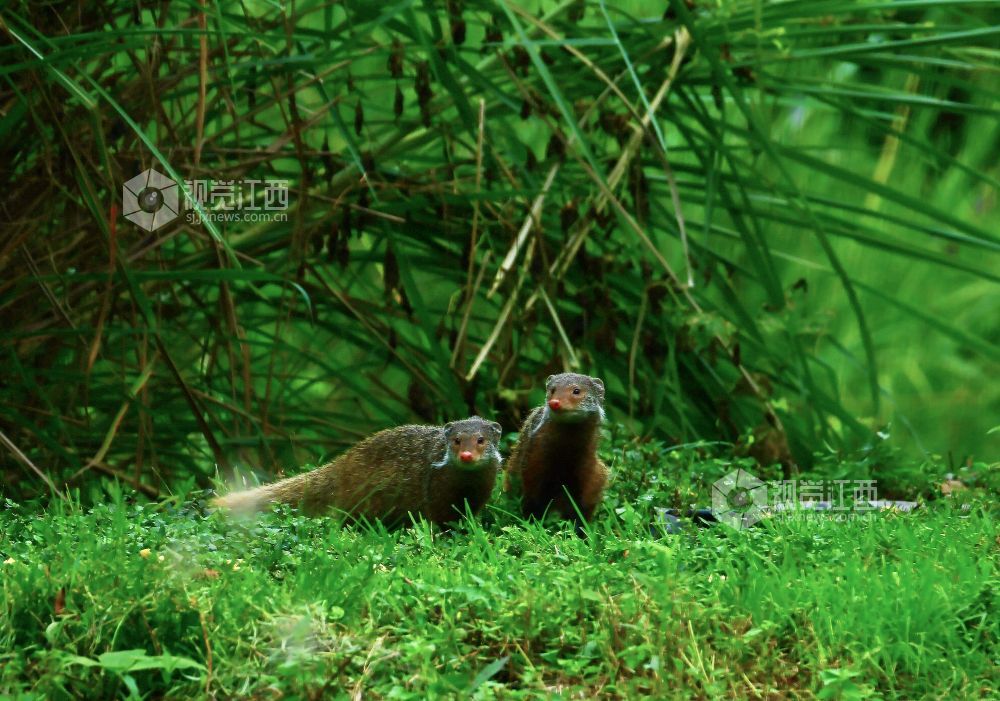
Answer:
2;441;996;699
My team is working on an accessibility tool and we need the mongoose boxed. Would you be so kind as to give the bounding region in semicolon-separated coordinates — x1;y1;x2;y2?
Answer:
213;416;502;527
503;373;608;524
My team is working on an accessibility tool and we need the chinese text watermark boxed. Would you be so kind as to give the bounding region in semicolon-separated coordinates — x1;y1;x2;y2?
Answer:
712;469;891;530
183;178;289;223
121;168;290;230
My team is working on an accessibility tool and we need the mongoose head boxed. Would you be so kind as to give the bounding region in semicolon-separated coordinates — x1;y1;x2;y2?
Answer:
543;373;606;424
434;416;503;469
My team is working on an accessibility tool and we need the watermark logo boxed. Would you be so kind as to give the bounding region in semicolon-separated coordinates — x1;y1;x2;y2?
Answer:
122;168;179;231
712;469;888;530
122;171;290;230
712;468;768;530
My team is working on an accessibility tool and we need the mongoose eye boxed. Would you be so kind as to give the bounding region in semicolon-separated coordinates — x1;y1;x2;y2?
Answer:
572;387;581;395
453;437;461;444
477;436;485;445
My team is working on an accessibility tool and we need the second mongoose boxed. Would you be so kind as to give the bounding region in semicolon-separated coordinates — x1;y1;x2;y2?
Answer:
503;373;608;524
213;416;502;527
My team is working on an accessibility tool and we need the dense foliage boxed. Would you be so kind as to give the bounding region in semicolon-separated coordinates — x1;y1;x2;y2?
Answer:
0;1;997;497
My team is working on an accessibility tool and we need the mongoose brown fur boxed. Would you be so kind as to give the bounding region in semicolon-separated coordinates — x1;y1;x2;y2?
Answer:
503;373;608;524
213;416;502;526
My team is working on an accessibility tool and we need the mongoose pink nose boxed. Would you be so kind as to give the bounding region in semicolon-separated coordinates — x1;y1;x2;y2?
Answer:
548;399;561;410
460;450;474;463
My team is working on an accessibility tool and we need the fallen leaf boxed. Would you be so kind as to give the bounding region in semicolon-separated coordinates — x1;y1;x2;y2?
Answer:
940;479;967;495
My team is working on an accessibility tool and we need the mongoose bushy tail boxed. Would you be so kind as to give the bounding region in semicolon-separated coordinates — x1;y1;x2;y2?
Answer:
213;416;503;526
503;373;607;524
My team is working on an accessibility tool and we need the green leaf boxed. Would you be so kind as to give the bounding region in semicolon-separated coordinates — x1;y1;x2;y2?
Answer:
468;656;508;693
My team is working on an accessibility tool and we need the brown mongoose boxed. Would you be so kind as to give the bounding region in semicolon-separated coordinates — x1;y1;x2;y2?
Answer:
503;373;608;524
213;416;502;527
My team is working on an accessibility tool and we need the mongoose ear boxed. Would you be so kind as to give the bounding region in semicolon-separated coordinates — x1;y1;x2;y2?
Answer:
590;376;605;400
443;421;455;432
488;421;502;441
545;374;556;389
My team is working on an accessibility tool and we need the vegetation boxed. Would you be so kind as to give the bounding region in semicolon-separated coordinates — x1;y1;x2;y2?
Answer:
0;0;996;697
1;1;997;498
2;441;997;699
